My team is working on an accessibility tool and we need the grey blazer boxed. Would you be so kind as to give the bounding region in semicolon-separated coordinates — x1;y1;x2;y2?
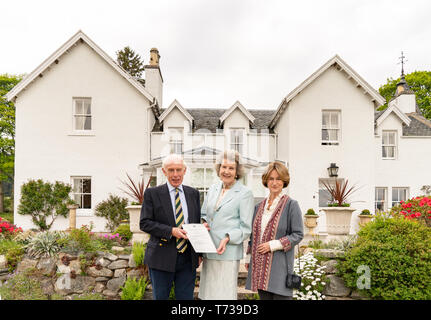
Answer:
245;197;304;297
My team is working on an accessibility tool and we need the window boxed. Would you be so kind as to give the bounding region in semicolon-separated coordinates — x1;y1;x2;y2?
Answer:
392;187;408;208
72;177;92;209
192;168;217;206
375;187;387;212
230;129;244;154
73;98;92;130
169;128;183;154
318;178;344;207
382;131;397;159
322;110;340;145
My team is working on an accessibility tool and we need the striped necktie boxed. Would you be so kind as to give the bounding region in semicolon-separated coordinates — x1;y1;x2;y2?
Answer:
175;188;187;253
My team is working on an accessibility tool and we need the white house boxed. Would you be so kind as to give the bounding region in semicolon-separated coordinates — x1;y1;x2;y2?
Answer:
6;30;431;234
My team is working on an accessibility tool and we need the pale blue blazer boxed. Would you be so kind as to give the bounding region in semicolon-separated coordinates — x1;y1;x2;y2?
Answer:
201;180;254;261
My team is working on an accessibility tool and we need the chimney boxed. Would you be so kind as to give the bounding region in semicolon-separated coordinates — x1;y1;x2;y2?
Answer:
145;48;163;107
388;74;416;114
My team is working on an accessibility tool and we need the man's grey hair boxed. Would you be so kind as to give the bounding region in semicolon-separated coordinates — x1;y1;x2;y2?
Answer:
162;154;187;169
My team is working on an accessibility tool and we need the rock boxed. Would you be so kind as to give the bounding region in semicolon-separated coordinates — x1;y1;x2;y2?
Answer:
95;277;110;282
127;269;143;280
104;253;118;261
56;259;81;275
40;278;55;296
87;266;114;278
107;275;126;292
95;257;111;268
112;246;125;253
324;296;354;300
95;282;105;293
128;255;137;268
321;260;338;274
16;258;38;274
119;254;131;260
54;275;96;295
314;249;345;259
114;269;126;278
351;290;370;300
323;275;351;297
0;255;6;269
37;257;57;276
107;260;128;270
103;289;119;298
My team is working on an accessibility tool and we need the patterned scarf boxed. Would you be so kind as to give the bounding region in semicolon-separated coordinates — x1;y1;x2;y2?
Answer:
250;195;289;292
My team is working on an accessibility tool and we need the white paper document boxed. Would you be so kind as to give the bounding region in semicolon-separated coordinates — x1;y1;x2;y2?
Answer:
182;223;217;253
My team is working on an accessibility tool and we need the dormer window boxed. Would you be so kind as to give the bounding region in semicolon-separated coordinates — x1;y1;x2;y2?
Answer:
382;131;397;159
169;127;183;154
230;129;244;154
322;110;340;145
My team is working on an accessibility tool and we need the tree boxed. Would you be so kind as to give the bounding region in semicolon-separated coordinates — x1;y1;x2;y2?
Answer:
0;74;22;212
378;71;431;119
17;179;75;231
116;46;145;85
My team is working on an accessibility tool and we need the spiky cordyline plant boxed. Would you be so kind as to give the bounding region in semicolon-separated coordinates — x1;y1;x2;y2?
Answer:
321;179;359;206
119;173;154;205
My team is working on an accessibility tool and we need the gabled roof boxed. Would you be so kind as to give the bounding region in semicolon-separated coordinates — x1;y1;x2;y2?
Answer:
158;99;194;124
219;101;255;125
269;55;386;129
6;30;154;103
376;104;411;127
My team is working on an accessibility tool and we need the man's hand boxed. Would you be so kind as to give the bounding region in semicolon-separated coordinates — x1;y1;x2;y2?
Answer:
172;227;188;240
245;263;249;271
202;222;210;231
199;256;203;266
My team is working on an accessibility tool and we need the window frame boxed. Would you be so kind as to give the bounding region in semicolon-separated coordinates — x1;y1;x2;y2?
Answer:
71;176;93;216
168;127;184;154
73;97;92;132
382;130;397;160
230;128;245;154
375;187;387;212
321;110;341;146
391;187;409;208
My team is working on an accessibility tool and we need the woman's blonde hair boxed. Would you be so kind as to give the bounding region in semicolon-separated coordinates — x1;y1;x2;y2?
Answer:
261;161;290;188
214;150;245;180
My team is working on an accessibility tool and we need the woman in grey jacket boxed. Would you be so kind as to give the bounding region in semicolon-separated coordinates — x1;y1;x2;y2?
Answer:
245;161;304;300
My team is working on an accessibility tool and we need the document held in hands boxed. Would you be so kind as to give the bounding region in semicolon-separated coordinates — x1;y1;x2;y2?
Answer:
182;223;217;253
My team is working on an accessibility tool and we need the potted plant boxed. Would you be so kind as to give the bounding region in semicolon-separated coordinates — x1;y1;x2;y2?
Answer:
321;179;359;236
358;209;373;226
120;173;154;244
304;209;319;235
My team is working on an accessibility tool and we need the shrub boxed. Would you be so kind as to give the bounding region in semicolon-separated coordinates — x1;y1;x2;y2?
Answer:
132;241;146;267
17;179;75;231
305;209;316;215
360;209;371;215
293;251;328;300
0;271;48;300
120;277;148;300
114;224;132;243
63;224;97;253
13;230;37;244
0;216;22;240
0;240;25;272
94;194;128;232
25;231;67;258
390;196;431;227
337;212;431;300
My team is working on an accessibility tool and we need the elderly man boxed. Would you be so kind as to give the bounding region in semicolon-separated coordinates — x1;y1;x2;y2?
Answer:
140;154;201;300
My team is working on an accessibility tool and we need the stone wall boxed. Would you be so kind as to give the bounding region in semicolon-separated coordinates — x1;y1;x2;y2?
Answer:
0;248;148;300
314;249;369;300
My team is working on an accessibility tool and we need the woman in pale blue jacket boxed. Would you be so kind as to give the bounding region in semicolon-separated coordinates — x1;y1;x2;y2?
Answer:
198;150;254;300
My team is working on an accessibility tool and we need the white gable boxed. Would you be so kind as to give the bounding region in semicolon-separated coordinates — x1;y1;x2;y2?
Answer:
220;101;255;125
6;30;154;103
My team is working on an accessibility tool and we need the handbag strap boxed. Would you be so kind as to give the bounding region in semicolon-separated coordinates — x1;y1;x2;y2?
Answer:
286;198;301;273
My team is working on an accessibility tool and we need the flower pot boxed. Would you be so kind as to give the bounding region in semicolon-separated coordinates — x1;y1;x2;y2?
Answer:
321;207;356;235
126;205;150;244
304;215;319;235
358;214;373;227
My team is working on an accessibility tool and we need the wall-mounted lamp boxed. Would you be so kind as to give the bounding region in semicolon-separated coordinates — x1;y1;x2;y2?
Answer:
327;163;339;178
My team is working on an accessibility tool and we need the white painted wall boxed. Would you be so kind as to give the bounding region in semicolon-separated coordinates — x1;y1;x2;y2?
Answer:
275;66;376;234
14;41;153;231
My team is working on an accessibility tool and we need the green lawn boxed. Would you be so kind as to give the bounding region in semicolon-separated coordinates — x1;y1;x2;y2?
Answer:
0;211;14;223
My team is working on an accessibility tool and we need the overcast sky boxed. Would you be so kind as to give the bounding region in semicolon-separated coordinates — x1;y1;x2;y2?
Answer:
2;0;430;109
